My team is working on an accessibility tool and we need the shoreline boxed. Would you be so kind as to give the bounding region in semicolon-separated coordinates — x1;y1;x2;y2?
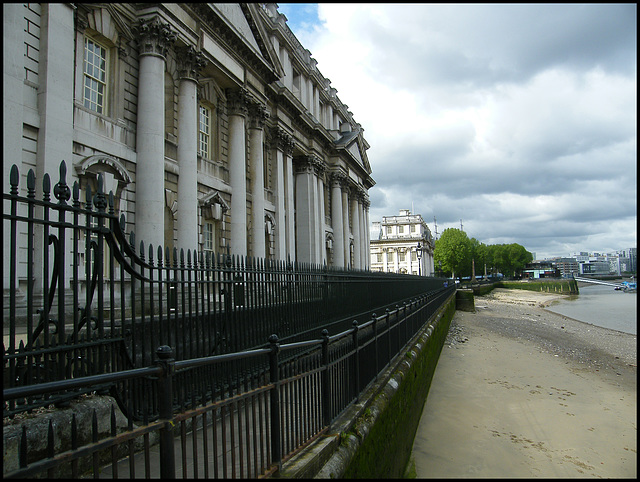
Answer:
409;288;637;478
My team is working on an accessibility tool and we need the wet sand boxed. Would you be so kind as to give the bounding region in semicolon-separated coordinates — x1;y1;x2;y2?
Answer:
409;288;637;478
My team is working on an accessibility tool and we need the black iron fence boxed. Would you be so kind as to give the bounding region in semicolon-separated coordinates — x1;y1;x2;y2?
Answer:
3;287;455;478
3;161;451;420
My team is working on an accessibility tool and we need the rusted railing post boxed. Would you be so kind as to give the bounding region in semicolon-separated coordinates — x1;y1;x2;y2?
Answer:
156;345;176;479
321;329;331;426
268;334;281;469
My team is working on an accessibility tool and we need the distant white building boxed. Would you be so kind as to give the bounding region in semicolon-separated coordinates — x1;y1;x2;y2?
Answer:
370;210;435;275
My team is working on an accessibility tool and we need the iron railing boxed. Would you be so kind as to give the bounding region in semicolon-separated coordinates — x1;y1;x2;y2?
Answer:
3;286;455;478
3;161;452;420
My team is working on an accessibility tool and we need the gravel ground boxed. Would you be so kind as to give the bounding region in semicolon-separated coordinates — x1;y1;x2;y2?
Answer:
446;288;637;378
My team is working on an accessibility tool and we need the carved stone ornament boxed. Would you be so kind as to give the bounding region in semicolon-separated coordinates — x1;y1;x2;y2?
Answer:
177;45;206;80
248;103;269;129
134;16;176;59
272;127;294;155
225;88;250;117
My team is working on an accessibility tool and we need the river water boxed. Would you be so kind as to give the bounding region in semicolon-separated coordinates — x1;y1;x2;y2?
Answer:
545;282;637;335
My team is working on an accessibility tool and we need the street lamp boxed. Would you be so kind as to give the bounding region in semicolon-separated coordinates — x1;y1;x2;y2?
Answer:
416;242;422;276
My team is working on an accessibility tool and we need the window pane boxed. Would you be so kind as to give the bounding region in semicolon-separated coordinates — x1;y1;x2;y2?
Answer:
84;38;108;114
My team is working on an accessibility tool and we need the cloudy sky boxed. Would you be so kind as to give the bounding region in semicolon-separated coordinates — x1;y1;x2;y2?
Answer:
275;3;637;260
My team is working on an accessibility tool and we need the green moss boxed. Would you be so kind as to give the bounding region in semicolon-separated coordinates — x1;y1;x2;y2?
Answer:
342;297;456;479
474;279;579;296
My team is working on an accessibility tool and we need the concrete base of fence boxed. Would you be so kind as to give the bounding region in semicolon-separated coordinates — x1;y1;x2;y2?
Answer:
276;292;457;479
3;394;150;478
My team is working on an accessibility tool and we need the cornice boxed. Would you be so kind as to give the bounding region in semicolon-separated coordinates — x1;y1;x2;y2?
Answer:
185;3;278;85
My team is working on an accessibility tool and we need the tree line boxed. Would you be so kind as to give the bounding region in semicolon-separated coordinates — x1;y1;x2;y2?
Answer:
434;228;533;280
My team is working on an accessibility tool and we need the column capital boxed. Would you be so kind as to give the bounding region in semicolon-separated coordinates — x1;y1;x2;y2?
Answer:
225;88;250;117
293;155;315;175
134;16;176;59
271;126;295;155
294;155;326;176
248;102;269;129
330;171;347;188
177;45;206;81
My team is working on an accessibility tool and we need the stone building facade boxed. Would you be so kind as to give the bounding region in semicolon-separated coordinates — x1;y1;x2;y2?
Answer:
370;210;435;276
3;3;374;279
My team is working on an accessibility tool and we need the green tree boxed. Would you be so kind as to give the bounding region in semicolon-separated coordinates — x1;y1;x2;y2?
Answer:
434;228;471;279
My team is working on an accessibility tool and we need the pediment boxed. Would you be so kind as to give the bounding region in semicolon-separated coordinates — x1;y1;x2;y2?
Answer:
335;131;372;175
210;4;284;78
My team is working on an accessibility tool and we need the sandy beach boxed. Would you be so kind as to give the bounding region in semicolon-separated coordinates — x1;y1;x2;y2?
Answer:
409;288;637;478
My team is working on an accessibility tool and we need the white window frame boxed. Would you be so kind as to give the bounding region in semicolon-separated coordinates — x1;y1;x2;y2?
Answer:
199;104;212;159
203;221;215;254
83;37;109;114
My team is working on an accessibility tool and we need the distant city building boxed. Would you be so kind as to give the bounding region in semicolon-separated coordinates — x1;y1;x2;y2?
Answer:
579;261;611;276
552;257;580;278
522;261;559;279
370;209;434;275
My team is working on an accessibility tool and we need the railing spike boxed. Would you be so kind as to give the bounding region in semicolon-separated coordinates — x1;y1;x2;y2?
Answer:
26;169;35;197
43;173;51;201
10;164;20;191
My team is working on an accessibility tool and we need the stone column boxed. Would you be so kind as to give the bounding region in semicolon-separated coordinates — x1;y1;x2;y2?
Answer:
284;147;296;261
248;103;268;259
36;4;75;182
350;189;361;269
227;88;249;257
358;195;366;270
315;163;326;264
330;174;345;268
294;156;316;264
273;127;294;261
176;46;205;252
364;199;371;270
341;185;350;268
134;17;175;251
4;3;27;288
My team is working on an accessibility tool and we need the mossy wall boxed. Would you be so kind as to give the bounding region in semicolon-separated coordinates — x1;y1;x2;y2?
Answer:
472;279;579;296
342;296;456;479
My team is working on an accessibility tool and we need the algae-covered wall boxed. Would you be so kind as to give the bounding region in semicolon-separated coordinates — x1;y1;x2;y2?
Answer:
472;279;579;296
341;295;456;479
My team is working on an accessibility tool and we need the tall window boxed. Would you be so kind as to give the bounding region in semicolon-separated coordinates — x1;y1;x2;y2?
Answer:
83;38;108;114
203;221;215;254
199;105;211;159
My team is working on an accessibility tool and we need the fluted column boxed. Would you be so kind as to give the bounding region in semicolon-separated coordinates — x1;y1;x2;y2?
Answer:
350;188;361;269
273;128;294;261
364;199;371;270
285;147;295;261
341;185;350;267
330;174;345;268
358;195;365;270
176;46;205;252
294;156;316;264
315;163;326;264
249;103;268;259
134;17;175;250
227;88;249;257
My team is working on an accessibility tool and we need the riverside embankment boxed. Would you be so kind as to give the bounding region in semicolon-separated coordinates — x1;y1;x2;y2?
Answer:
408;288;637;478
